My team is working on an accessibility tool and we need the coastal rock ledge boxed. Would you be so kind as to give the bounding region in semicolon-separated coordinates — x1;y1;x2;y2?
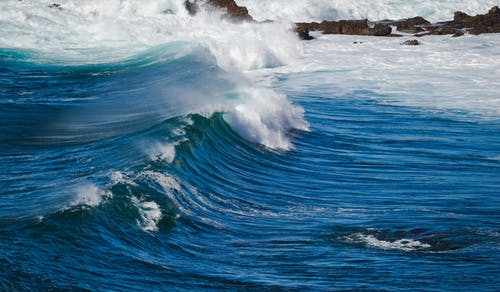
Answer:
181;1;500;40
295;5;500;39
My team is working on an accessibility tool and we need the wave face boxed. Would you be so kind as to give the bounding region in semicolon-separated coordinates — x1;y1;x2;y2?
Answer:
1;1;500;291
236;0;500;22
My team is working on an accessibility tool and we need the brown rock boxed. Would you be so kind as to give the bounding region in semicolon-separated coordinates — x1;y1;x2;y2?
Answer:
184;0;253;22
451;5;500;34
338;19;370;35
210;0;253;21
401;39;420;46
296;26;314;40
453;11;471;22
371;23;392;36
295;19;392;38
395;16;430;33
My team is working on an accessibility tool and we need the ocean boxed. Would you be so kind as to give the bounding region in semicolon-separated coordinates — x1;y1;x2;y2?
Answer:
1;0;499;290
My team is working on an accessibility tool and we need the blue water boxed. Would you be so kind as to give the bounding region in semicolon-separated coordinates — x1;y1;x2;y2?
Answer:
1;46;499;291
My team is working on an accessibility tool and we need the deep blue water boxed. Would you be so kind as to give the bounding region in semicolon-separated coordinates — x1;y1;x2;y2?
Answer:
1;47;499;291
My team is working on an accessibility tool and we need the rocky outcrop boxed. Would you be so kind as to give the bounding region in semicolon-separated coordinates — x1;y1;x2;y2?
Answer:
184;0;253;22
295;19;393;39
406;6;500;37
182;2;500;40
295;6;500;40
432;5;499;35
401;39;420;46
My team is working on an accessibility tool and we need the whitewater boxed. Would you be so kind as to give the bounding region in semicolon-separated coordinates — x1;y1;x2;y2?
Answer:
1;0;499;290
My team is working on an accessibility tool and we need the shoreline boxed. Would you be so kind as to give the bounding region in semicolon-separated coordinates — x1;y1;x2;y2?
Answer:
182;1;499;40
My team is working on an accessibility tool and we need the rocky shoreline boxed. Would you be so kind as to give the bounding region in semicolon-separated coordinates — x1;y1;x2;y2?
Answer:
296;6;500;40
183;1;500;40
46;1;500;41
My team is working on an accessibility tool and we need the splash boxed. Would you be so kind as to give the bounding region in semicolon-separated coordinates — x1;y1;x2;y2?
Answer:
224;87;309;150
132;197;163;232
344;233;431;252
72;184;109;207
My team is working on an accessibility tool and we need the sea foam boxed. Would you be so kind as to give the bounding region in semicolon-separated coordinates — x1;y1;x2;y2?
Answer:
344;233;431;252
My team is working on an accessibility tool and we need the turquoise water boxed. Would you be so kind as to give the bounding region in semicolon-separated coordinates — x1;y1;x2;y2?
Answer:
1;45;500;291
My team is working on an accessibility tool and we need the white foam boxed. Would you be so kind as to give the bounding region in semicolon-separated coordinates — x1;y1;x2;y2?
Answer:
224;87;309;150
72;183;109;207
236;0;500;22
147;142;176;163
345;233;431;251
141;171;181;192
0;0;300;71
110;171;137;186
268;33;500;119
132;197;162;231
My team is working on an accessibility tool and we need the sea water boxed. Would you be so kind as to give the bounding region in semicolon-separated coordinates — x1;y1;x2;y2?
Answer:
1;0;499;290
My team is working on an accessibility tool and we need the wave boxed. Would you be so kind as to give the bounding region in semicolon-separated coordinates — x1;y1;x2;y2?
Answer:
0;0;299;70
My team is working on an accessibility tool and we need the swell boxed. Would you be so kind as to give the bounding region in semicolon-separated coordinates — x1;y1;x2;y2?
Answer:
0;41;307;222
0;43;230;146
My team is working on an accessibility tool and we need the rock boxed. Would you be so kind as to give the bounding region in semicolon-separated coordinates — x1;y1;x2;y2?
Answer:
338;19;370;35
210;0;253;21
295;19;392;37
394;16;430;33
48;3;62;10
183;1;499;40
401;39;420;46
371;23;392;36
296;26;314;40
184;0;253;22
453;11;471;22
184;0;198;16
444;5;500;35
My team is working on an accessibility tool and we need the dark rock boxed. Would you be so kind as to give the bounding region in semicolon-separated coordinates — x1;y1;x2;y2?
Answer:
296;27;314;40
338;19;370;35
183;1;500;40
453;11;471;22
295;19;392;37
48;3;62;10
395;16;430;33
401;39;420;46
210;0;253;21
184;0;253;22
184;0;198;16
371;23;392;36
388;6;499;37
450;5;500;34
